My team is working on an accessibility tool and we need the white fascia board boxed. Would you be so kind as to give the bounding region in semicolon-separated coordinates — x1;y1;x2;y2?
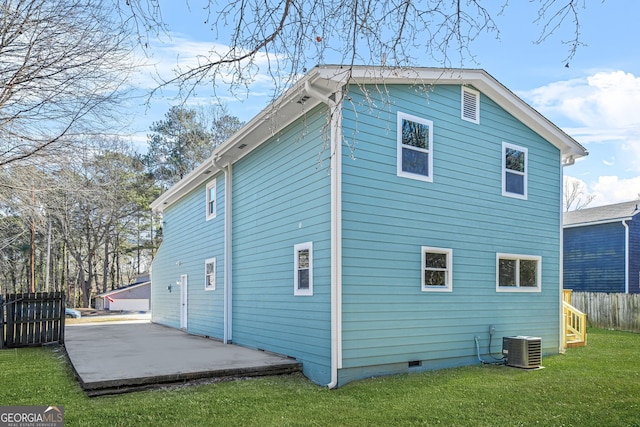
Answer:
564;217;634;228
150;69;339;213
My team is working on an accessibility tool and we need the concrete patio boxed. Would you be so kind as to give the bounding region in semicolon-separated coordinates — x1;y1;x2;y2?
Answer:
64;321;302;396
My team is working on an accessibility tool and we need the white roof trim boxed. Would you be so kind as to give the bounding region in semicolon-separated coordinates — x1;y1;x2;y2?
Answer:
563;218;633;228
151;65;587;212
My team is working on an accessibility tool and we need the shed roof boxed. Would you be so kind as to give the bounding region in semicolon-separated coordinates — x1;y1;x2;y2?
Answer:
151;65;588;212
564;200;640;227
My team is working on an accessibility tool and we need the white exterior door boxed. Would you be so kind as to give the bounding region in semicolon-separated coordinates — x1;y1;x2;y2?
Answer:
180;274;188;329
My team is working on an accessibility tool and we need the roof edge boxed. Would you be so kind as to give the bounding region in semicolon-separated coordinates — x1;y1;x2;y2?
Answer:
151;65;588;212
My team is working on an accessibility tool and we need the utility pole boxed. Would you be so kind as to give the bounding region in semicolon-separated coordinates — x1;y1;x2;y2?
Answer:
45;217;52;291
30;186;36;292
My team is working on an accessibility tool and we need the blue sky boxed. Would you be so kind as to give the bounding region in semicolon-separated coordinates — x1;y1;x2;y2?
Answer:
130;1;640;208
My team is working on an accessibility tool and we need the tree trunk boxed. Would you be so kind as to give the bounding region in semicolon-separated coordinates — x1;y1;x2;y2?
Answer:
103;234;109;293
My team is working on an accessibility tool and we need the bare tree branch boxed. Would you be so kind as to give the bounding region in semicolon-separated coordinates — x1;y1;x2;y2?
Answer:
564;176;596;211
123;0;590;105
0;0;137;167
533;0;586;65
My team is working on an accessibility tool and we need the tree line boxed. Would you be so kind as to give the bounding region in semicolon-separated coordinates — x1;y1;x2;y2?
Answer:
0;105;241;306
0;0;242;306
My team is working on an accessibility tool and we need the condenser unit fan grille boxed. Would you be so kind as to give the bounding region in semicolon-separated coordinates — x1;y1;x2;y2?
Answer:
502;336;542;369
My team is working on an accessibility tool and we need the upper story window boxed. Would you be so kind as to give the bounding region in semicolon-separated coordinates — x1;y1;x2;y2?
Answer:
205;257;216;291
496;253;541;292
502;142;528;199
421;246;453;292
294;242;313;296
461;86;480;124
397;112;433;182
206;179;216;220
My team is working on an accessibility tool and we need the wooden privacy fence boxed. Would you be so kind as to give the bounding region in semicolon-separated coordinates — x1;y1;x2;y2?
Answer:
1;292;66;349
571;292;640;333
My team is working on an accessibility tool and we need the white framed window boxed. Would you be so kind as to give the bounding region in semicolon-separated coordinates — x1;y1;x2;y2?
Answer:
397;112;433;182
502;142;528;199
205;257;216;291
294;242;313;296
496;253;541;292
421;247;453;292
206;179;217;220
461;86;480;124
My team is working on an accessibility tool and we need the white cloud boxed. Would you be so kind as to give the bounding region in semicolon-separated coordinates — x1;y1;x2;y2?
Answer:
523;71;640;128
564;175;640;209
521;71;640;165
590;176;640;206
524;71;640;208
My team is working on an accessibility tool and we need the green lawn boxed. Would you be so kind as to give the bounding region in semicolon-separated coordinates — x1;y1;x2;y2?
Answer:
1;328;639;426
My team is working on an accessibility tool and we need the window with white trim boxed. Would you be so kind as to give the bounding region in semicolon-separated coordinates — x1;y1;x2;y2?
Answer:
502;142;528;199
205;257;216;290
206;179;216;220
421;247;453;292
397;112;433;182
294;242;313;296
496;253;541;292
461;86;480;124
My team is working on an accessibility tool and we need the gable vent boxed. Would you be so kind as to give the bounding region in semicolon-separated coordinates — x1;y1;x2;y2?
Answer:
461;86;480;124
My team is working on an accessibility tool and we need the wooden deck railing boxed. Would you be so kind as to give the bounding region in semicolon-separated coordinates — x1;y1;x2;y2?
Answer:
563;300;587;348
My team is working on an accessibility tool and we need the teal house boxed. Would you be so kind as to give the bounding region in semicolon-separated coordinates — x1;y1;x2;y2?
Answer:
150;66;587;387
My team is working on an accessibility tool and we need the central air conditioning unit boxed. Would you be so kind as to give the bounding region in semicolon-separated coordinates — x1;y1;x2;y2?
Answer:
502;336;542;369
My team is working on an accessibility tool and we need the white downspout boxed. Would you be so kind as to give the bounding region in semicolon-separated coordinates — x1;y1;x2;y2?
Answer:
212;157;233;343
560;159;569;352
305;81;342;388
225;162;233;342
623;220;629;294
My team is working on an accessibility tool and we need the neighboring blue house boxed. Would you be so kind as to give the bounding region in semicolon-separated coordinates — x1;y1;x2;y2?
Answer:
564;201;640;294
150;66;587;387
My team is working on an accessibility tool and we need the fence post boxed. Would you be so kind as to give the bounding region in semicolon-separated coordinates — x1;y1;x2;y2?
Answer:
0;294;4;349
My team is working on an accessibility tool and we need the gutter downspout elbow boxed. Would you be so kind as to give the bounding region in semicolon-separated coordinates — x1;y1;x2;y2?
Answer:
304;81;333;107
305;81;342;389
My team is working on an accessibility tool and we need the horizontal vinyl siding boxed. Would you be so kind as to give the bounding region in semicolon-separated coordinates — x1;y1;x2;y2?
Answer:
231;105;332;385
564;222;626;293
339;84;561;374
151;175;225;338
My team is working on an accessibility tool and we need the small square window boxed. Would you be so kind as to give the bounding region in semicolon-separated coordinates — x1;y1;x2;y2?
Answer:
421;247;453;292
205;257;216;291
206;179;216;220
502;142;528;199
496;253;541;292
397;112;433;182
294;242;313;296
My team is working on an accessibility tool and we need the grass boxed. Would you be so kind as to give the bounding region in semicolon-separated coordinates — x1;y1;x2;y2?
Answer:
1;328;639;426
